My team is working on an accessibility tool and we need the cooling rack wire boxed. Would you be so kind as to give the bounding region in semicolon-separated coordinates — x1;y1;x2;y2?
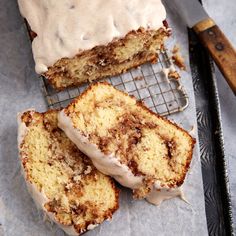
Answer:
40;48;189;116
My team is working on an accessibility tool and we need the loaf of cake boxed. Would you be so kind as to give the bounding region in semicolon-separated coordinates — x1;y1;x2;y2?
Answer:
18;0;169;90
18;110;119;235
58;82;195;205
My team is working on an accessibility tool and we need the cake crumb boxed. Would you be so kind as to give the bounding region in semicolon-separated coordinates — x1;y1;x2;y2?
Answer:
171;45;186;71
134;76;144;81
172;54;186;71
84;165;92;175
162;65;180;81
168;70;180;80
65;182;73;189
73;175;82;182
172;44;179;54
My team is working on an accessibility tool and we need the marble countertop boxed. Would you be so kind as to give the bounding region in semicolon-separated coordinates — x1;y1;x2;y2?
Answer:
0;0;235;235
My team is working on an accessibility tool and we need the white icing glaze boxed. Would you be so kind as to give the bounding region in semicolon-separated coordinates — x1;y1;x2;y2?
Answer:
58;110;186;205
146;181;182;205
58;111;143;189
17;0;166;73
17;111;81;236
161;64;176;83
87;224;99;231
189;125;196;136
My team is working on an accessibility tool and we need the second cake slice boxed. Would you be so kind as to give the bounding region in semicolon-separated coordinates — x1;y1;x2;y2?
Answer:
58;82;195;205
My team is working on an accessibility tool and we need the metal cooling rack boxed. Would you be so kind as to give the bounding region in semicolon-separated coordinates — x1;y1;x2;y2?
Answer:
40;49;189;116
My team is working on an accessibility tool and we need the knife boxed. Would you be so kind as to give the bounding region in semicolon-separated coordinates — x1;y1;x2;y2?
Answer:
164;0;236;95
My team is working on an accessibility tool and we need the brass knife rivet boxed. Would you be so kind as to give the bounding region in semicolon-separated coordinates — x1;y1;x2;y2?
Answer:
215;42;224;51
208;30;215;36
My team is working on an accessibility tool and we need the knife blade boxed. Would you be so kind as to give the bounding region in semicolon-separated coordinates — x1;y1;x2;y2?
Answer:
163;0;236;95
163;0;209;28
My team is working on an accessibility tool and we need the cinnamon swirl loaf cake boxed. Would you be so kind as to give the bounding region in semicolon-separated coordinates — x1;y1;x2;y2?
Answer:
18;110;119;235
18;0;169;90
58;82;195;205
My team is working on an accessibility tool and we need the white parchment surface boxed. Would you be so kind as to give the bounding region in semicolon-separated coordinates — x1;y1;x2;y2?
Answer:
0;1;208;235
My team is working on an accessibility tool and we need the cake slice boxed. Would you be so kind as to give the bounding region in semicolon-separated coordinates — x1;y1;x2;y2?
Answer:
58;82;195;205
18;110;119;235
18;0;169;90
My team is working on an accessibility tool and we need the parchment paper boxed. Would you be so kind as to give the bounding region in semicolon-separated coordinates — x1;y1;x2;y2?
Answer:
0;1;208;235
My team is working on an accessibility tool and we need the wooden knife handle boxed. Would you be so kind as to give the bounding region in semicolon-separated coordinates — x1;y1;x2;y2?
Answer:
193;18;236;95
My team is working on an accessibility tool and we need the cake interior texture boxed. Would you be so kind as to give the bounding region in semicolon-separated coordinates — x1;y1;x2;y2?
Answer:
45;27;169;90
19;110;119;234
63;82;195;198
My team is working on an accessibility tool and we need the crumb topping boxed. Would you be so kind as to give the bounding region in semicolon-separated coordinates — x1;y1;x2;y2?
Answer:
171;45;186;71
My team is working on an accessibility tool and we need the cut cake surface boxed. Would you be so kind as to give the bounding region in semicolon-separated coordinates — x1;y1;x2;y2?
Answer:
18;109;119;235
58;82;195;204
45;27;169;90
